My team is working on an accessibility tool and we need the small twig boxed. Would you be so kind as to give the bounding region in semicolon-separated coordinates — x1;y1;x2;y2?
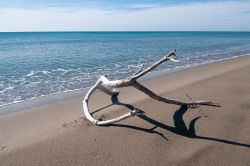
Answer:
186;94;194;101
132;64;145;76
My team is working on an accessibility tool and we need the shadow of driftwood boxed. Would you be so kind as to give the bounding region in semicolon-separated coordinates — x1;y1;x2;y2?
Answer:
94;94;250;148
91;94;168;140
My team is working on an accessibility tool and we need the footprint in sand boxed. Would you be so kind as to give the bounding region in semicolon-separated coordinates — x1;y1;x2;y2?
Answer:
1;146;6;151
62;117;92;128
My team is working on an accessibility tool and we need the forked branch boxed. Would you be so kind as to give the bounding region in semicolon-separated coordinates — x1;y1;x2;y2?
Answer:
82;49;220;125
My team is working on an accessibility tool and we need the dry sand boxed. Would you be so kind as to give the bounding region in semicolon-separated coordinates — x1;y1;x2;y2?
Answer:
0;55;250;166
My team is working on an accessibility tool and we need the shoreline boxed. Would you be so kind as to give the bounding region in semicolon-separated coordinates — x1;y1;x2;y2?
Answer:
0;53;249;116
1;55;250;165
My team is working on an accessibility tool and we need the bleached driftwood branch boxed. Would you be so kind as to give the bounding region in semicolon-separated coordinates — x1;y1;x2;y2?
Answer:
83;49;220;125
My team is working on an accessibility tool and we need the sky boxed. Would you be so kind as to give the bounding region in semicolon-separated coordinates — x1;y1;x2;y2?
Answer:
0;0;250;32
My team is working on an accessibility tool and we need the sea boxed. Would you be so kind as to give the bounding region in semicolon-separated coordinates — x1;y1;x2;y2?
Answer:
1;32;250;114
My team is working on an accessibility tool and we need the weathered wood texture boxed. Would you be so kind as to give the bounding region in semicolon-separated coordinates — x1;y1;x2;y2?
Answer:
83;49;220;125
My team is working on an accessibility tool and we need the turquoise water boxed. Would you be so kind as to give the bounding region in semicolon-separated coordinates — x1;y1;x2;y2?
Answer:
0;31;250;106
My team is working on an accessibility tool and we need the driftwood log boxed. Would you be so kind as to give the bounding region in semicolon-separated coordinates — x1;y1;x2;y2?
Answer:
83;49;220;125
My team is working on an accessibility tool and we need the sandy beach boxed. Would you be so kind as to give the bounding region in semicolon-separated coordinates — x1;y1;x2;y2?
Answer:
0;55;250;165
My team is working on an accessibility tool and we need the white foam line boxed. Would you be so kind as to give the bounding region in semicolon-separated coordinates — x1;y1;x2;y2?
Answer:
0;87;88;107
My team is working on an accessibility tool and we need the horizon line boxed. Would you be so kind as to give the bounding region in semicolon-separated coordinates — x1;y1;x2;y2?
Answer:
1;30;250;33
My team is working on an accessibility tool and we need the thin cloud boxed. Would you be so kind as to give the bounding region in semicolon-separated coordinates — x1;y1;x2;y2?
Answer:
0;1;250;32
125;3;160;9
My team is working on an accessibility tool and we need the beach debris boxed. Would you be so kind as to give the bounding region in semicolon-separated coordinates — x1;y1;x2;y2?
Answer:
82;49;220;125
